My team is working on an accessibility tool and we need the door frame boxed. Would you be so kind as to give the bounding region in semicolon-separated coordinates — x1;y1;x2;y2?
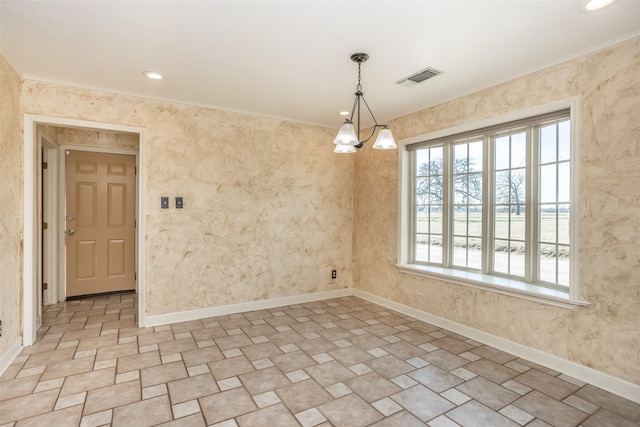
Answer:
23;114;147;346
39;130;60;308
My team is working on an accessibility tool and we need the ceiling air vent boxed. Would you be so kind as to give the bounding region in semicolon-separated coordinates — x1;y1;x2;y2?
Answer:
395;66;443;87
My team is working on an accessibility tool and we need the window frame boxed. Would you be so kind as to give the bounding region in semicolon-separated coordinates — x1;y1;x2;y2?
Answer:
397;98;588;309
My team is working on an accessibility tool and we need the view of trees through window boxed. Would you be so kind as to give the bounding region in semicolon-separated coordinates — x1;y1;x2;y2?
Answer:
412;116;570;288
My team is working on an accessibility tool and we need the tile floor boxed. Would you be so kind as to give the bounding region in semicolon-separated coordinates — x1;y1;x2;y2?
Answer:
1;293;639;426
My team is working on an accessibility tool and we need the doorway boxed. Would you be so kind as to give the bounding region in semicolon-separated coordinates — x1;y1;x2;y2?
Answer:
65;150;137;297
23;115;147;346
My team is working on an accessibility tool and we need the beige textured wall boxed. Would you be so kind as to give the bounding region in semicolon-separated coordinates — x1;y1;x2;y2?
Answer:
36;125;139;151
21;83;355;316
354;37;640;384
0;55;23;356
53;126;139;150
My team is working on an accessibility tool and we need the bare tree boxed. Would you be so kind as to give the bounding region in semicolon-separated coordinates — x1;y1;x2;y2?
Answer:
417;158;482;209
496;169;526;215
416;159;442;209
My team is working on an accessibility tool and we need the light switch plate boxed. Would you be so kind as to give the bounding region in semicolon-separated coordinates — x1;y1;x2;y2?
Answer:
161;197;169;209
176;197;184;209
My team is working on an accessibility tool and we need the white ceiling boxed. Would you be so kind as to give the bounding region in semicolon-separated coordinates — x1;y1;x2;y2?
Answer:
1;1;639;129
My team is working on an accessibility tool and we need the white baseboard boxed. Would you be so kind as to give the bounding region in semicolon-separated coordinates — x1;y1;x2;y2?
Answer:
0;338;23;377
353;289;640;405
145;288;353;327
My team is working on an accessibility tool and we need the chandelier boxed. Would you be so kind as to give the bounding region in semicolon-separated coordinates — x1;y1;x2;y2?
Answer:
333;53;397;153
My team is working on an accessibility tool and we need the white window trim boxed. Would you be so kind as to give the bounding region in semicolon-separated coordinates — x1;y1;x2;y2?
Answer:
397;97;589;309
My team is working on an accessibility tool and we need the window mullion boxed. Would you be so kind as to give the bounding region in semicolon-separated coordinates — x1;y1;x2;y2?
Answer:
526;125;538;283
482;135;492;274
442;143;453;268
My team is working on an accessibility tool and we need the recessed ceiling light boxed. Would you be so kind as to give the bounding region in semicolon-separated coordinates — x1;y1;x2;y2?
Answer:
580;0;617;12
142;71;163;80
339;111;350;116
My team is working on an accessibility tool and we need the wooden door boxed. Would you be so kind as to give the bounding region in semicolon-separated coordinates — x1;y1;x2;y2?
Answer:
65;150;136;297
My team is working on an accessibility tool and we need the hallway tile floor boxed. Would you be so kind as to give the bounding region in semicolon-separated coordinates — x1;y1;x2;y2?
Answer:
1;293;639;426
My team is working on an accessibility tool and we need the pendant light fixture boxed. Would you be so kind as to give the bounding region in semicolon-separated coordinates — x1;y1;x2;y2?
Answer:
333;53;397;153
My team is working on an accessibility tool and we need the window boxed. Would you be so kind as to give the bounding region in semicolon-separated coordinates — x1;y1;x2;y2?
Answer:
398;101;585;307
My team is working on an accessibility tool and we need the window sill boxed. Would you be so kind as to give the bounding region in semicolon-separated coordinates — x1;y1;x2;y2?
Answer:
396;264;589;309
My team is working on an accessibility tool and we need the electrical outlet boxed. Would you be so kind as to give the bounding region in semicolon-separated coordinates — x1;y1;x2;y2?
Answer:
0;320;2;337
161;197;169;209
331;270;337;279
175;197;184;209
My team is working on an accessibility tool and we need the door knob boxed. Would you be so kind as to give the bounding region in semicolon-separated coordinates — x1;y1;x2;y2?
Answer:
67;229;76;236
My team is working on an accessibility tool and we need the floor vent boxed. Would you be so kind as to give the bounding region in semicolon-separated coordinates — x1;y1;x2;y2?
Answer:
396;66;444;87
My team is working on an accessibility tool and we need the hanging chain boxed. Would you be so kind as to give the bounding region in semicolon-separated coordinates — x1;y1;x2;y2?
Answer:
356;61;362;93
